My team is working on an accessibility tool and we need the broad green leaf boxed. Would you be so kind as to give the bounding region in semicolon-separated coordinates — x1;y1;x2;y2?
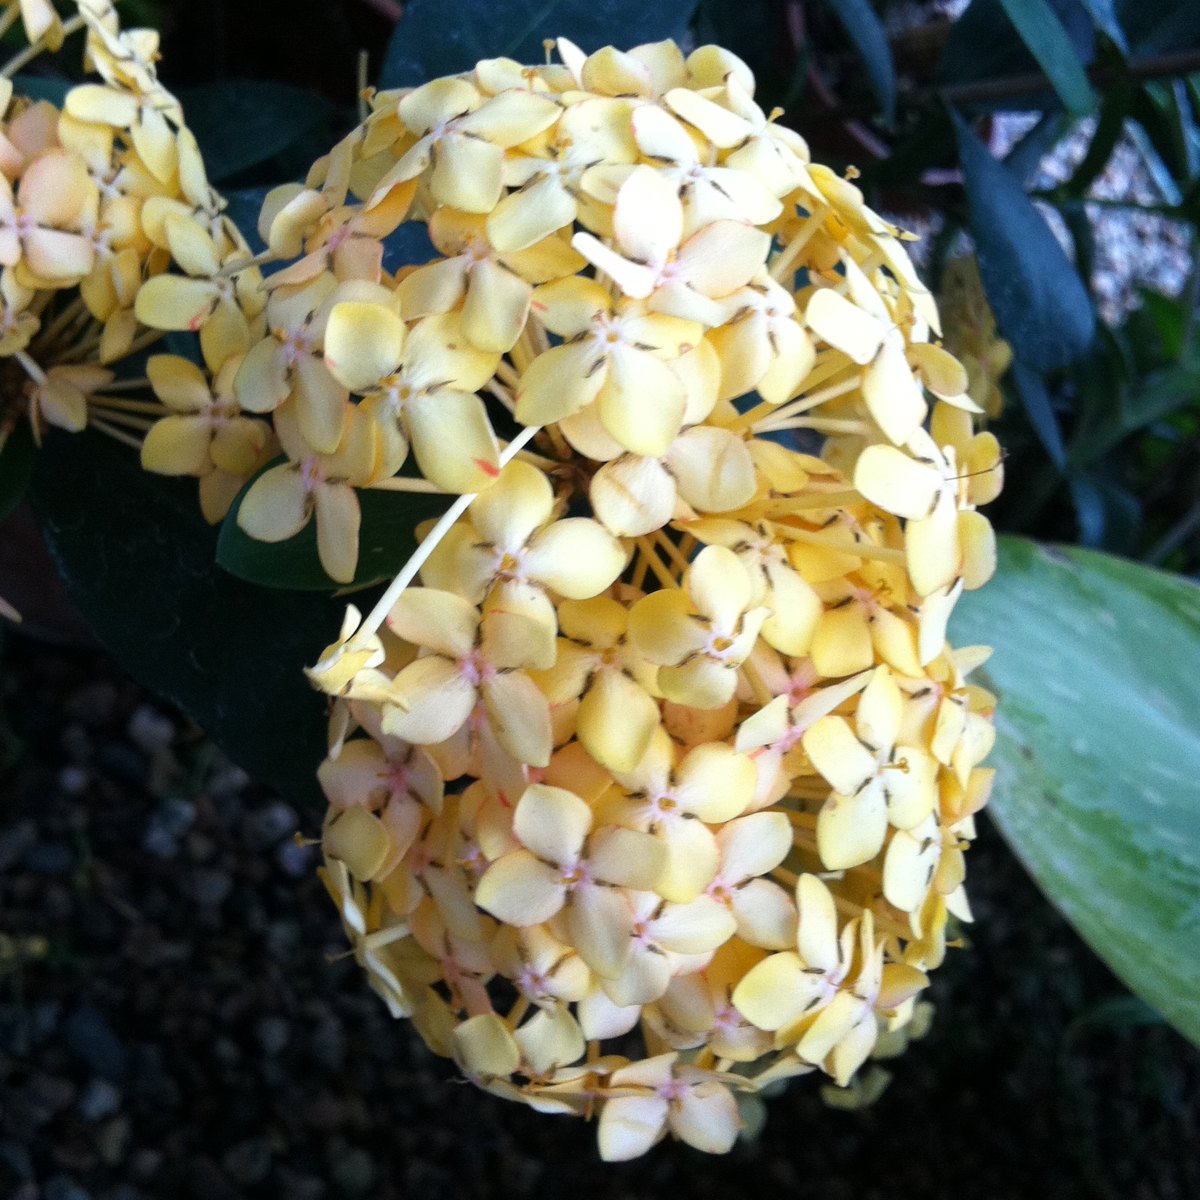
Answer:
381;0;700;86
819;0;895;120
952;112;1096;371
218;458;450;591
0;422;35;521
997;0;1096;114
29;430;344;811
178;81;333;185
952;537;1200;1047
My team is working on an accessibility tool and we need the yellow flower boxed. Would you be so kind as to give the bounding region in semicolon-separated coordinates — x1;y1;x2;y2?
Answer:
24;361;107;434
597;1054;743;1160
629;545;768;708
572;164;770;327
0;150;95;285
379;589;554;766
141;350;271;520
235;398;388;583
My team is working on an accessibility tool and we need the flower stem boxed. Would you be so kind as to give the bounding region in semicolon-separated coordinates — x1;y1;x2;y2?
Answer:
356;425;542;639
2;15;86;77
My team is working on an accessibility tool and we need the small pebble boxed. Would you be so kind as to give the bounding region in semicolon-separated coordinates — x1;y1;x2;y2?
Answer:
187;867;233;908
276;837;315;878
65;1005;128;1083
0;820;37;871
45;1175;92;1200
58;766;90;795
127;706;175;753
96;1116;131;1167
330;1147;375;1197
256;1015;290;1057
221;1138;273;1187
242;801;298;850
24;840;73;874
78;1078;123;1122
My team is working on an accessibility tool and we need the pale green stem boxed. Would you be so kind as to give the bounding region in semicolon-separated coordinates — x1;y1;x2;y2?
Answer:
356;424;542;639
2;14;86;77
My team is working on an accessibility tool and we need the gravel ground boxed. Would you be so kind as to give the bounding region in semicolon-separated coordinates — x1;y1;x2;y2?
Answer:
1;631;1198;1200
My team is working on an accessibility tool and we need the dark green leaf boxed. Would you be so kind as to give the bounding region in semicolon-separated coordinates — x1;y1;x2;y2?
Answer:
691;1;798;108
0;422;35;522
1113;0;1200;56
29;431;342;811
1063;995;1163;1051
381;0;700;86
1075;0;1128;52
12;74;71;106
952;537;1200;1048
997;0;1096;114
218;459;450;591
178;81;334;185
1065;84;1132;196
1004;111;1070;183
937;0;1095;112
819;0;895;120
1009;359;1067;467
952;112;1096;370
1068;472;1142;550
221;185;273;255
1139;288;1189;360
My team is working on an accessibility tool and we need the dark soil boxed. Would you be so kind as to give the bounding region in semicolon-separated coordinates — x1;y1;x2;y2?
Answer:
0;631;1197;1200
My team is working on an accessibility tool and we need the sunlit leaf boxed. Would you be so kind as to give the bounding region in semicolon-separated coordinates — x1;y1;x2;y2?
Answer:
953;537;1200;1048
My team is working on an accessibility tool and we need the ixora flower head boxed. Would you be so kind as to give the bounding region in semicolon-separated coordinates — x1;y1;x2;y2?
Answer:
284;34;1003;1159
1;9;999;1159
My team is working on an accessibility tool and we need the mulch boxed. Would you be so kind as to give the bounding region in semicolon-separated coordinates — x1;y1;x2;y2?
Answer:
1;631;1197;1200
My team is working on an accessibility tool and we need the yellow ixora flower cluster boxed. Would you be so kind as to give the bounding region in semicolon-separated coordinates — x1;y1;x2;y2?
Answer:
284;37;1004;1159
0;0;270;523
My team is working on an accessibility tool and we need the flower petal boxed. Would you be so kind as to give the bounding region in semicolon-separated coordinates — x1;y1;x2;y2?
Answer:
513;783;592;866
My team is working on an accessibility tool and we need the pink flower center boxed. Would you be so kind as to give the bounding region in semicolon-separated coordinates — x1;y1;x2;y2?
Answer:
560;861;592;891
458;651;495;687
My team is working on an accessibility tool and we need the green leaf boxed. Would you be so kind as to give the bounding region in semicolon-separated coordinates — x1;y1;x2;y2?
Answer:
178;81;334;185
952;112;1096;371
1064;84;1133;197
1075;0;1128;52
0;422;35;522
381;0;700;87
937;0;1095;112
12;74;71;106
997;0;1096;114
217;459;450;591
819;0;895;120
1009;359;1067;469
1113;0;1200;56
952;537;1200;1048
29;431;344;811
